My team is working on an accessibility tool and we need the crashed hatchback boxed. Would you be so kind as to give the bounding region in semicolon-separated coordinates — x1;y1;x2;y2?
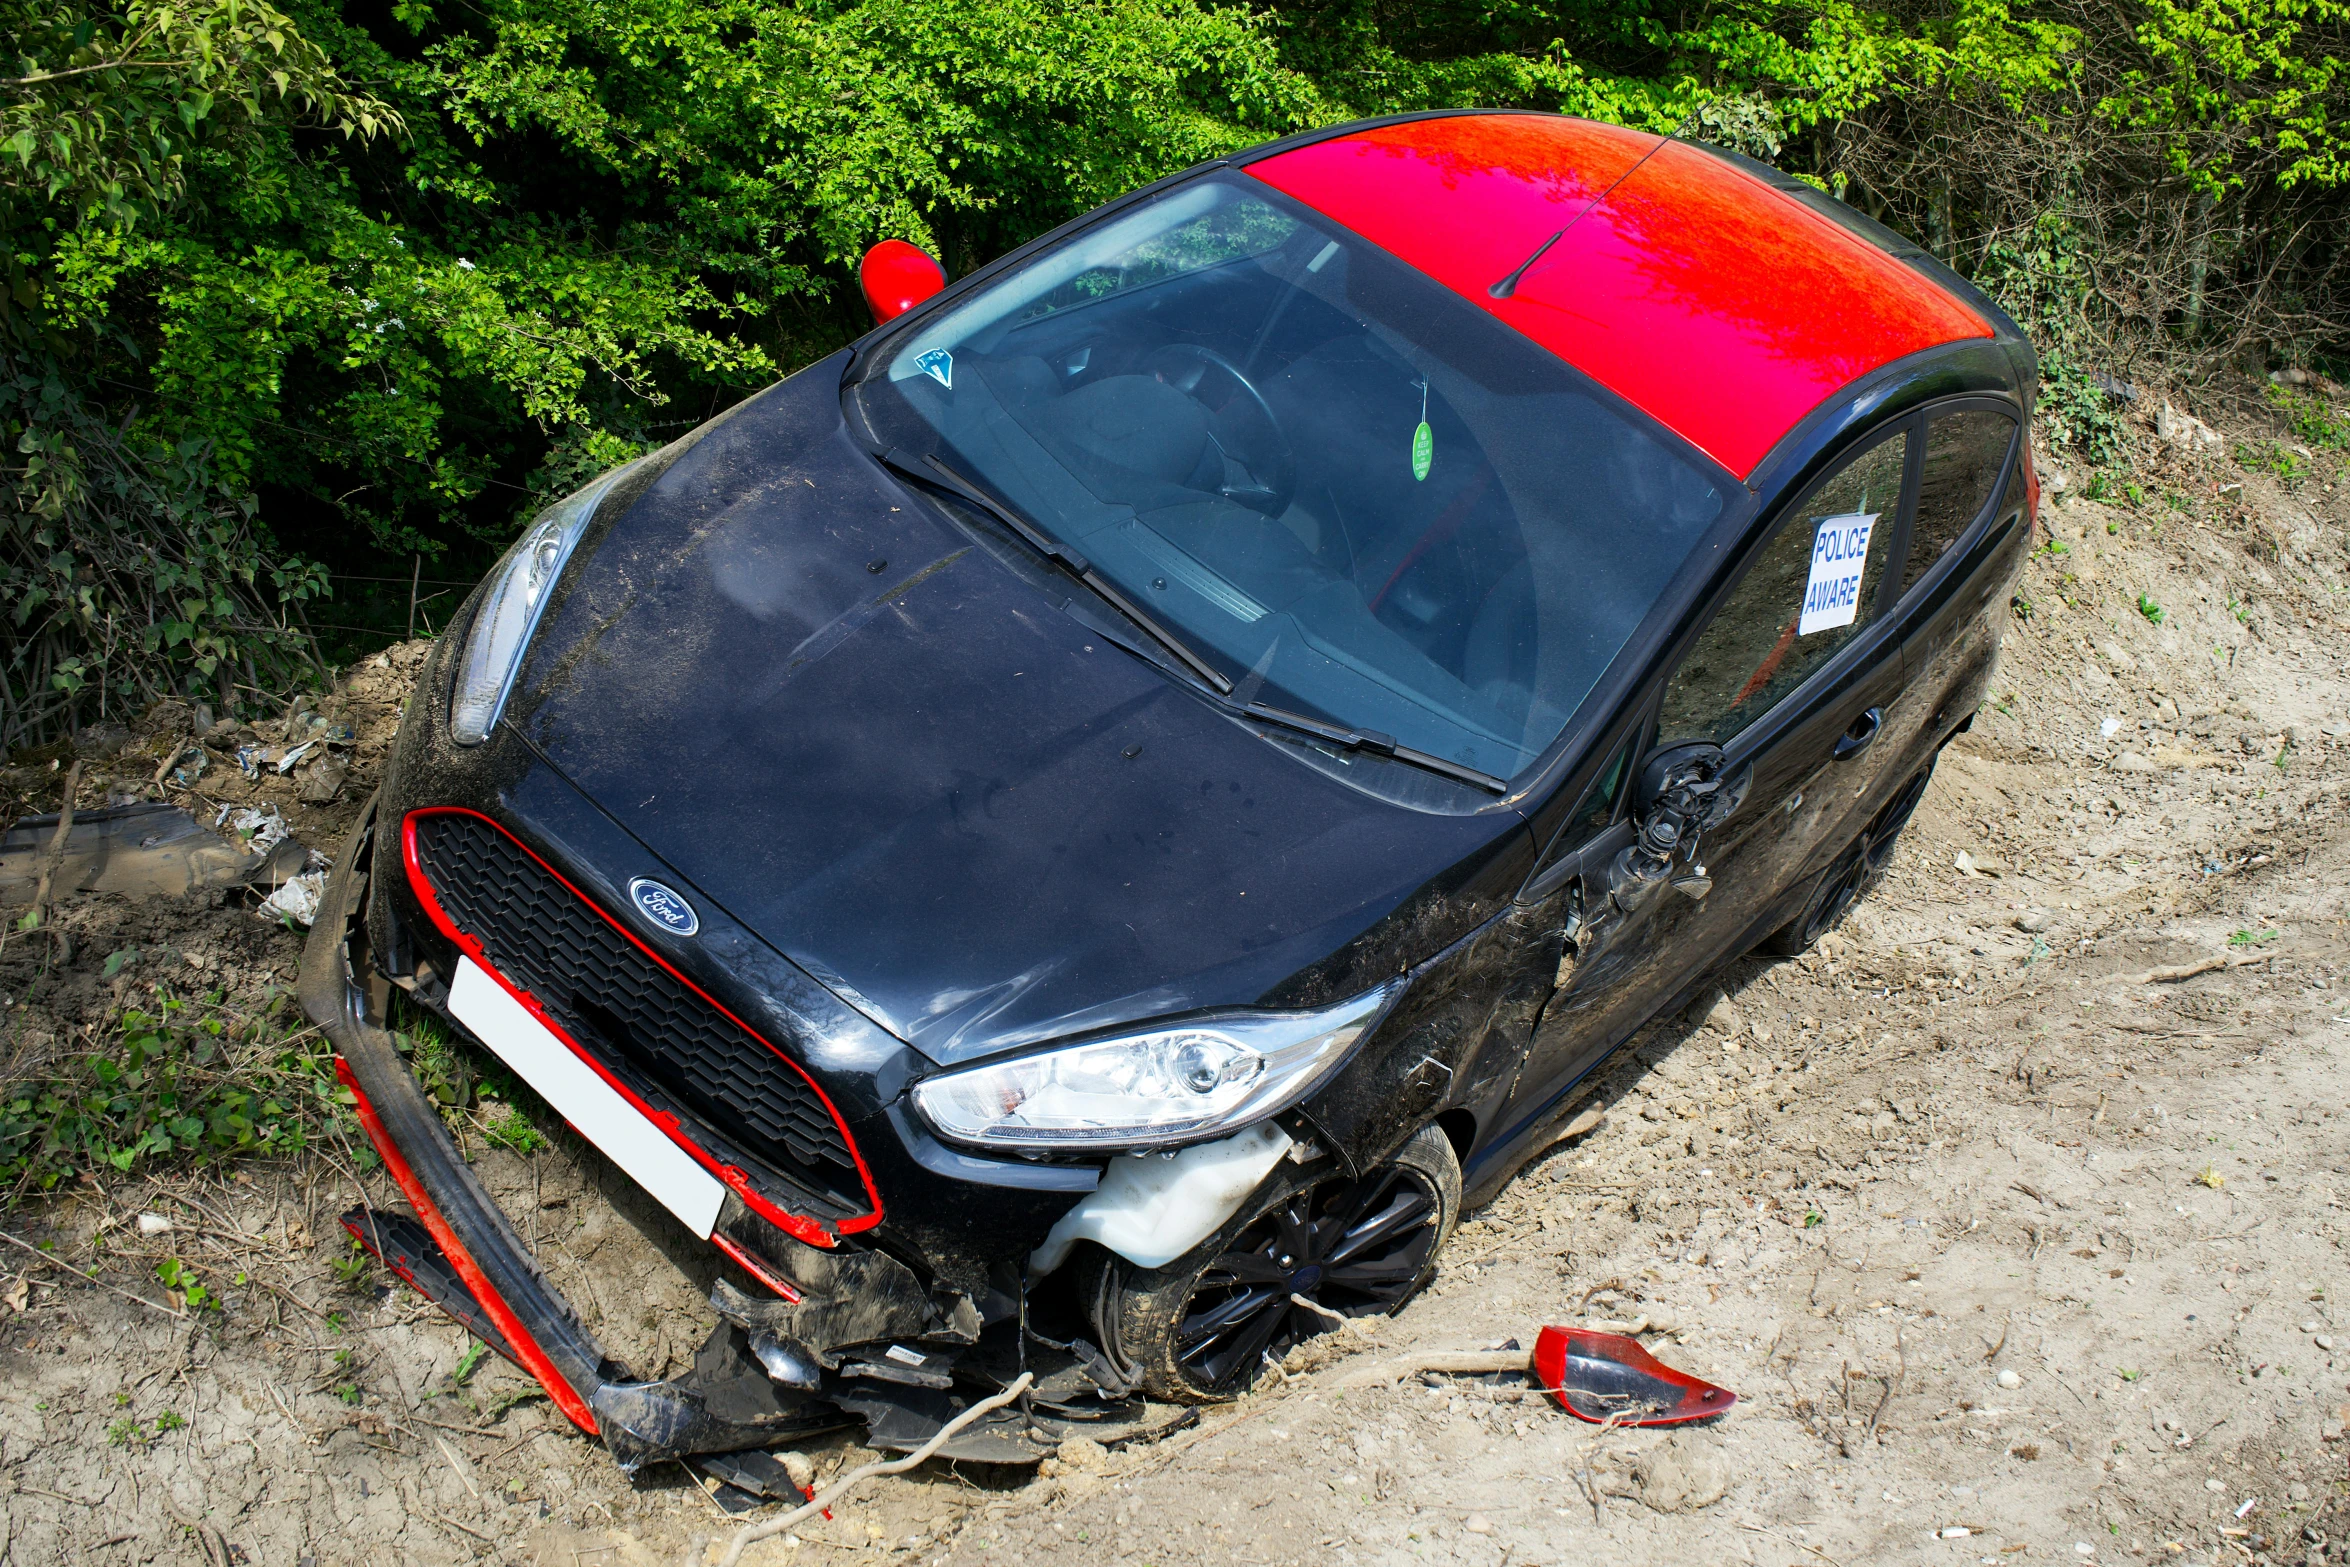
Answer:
302;110;2039;1471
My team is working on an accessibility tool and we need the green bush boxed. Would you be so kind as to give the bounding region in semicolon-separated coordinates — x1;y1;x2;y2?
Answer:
0;985;342;1197
2;0;2344;742
2269;384;2350;451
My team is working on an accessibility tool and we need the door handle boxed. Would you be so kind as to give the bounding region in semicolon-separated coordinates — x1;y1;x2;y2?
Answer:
1833;707;1883;761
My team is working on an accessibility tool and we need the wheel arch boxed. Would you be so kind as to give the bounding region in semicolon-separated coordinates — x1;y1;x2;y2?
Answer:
1433;1108;1478;1170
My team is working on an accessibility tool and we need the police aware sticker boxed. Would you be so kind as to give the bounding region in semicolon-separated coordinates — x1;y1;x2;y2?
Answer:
1798;511;1879;636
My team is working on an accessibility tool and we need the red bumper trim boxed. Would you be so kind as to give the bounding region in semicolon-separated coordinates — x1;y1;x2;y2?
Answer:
337;1057;600;1434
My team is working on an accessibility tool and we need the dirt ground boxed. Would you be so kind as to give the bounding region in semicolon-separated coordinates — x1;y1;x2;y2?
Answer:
3;401;2348;1567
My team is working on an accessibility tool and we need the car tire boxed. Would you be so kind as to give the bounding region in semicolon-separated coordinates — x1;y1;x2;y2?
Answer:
1758;755;1937;957
1081;1123;1461;1403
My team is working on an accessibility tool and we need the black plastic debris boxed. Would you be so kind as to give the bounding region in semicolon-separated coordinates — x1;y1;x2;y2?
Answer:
0;802;307;906
340;1207;521;1366
710;1275;1179;1462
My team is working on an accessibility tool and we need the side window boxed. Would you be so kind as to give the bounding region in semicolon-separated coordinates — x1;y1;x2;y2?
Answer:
1564;738;1631;841
1658;431;1909;747
1901;410;2015;592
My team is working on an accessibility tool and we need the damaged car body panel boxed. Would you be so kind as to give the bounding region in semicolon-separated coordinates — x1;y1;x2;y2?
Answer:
299;109;2041;1469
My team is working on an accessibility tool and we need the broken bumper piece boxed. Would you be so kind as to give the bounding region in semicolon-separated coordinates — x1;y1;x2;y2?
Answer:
1532;1325;1738;1426
301;799;1177;1472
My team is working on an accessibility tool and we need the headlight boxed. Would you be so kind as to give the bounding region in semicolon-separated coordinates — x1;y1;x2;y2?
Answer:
450;460;645;745
909;981;1400;1152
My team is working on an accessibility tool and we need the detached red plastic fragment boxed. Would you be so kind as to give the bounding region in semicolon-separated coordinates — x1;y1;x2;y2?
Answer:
1532;1326;1737;1426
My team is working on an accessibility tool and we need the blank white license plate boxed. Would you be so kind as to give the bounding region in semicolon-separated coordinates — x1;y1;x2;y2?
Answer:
448;957;725;1237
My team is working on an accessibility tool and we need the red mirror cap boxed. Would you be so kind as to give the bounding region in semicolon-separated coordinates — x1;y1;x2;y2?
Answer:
860;240;946;326
1532;1325;1738;1426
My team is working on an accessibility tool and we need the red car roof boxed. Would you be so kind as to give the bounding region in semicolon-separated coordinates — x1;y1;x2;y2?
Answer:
1247;115;1992;480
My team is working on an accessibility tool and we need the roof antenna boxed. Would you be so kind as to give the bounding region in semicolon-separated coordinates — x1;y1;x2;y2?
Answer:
1486;99;1711;301
1487;230;1564;300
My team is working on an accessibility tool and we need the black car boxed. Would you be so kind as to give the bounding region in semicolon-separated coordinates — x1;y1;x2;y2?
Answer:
302;109;2038;1471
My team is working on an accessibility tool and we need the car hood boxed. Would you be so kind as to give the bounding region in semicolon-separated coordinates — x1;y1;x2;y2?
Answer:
508;353;1532;1064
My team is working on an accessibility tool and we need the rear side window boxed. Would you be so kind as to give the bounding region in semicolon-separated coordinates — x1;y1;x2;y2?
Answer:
1659;431;1909;748
1902;410;2015;592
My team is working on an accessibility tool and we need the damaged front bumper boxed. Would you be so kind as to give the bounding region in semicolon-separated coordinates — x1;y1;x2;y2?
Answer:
299;799;1174;1473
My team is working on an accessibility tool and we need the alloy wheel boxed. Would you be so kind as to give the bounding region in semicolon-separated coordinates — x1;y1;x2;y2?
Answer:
1862;762;1935;873
1171;1162;1442;1393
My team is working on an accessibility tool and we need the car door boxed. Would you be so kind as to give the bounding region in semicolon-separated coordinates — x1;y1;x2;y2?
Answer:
1884;402;2028;771
1487;424;1921;1147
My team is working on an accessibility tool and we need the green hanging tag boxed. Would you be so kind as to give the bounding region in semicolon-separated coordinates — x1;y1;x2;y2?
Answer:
1410;380;1433;481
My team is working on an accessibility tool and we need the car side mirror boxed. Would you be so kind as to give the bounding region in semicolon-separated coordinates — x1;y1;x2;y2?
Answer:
859;240;947;326
1612;742;1750;906
1632;741;1744;815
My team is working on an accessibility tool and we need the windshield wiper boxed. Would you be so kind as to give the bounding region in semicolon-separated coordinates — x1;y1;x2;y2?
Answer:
876;448;1233;695
875;448;1506;796
1240;701;1508;794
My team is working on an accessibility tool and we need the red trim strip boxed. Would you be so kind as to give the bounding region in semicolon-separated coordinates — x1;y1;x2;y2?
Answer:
401;807;884;1246
337;1057;601;1434
710;1231;805;1303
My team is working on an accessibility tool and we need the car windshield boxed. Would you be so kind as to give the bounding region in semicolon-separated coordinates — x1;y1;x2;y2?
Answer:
845;175;1730;783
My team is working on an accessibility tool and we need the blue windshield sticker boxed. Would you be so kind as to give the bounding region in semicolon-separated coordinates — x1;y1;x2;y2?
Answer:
915;348;954;390
1799;510;1879;635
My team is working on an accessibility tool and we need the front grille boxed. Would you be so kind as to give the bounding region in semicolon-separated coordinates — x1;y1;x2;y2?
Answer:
406;811;865;1213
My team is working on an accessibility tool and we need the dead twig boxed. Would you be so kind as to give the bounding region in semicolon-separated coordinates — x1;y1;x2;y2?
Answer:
406;1412;514;1439
432;1433;481;1499
1572;1409;1634;1524
164;1502;230;1567
2011;1179;2069;1209
435;1513;498;1546
0;1225;184;1319
482;1428;563;1469
1338;1348;1530;1388
1289;1292;1349;1326
25;760;85;959
698;1372;1034;1567
150;741;194;795
265;1378;321;1446
255;1276;333;1322
149;1188;289;1255
1741;1521;1846;1567
2118;952;2274;985
1866;1333;1905;1444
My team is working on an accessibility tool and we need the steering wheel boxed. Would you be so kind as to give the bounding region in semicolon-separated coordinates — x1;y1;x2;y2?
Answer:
1143;345;1298;517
